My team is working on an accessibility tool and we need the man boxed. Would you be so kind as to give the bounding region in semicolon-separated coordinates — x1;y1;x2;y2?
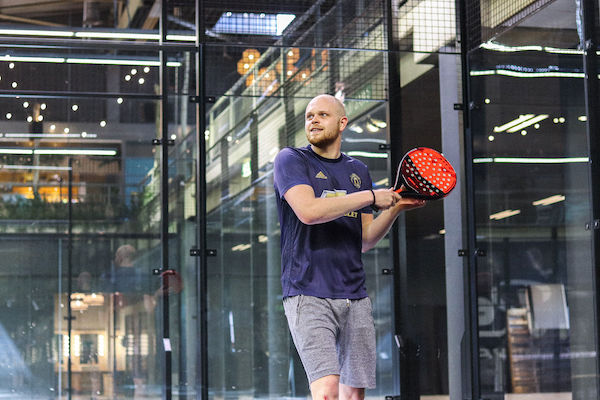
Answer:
273;94;426;400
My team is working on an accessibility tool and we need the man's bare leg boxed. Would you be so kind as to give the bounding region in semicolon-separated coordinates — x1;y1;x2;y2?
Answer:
310;375;340;400
339;383;365;400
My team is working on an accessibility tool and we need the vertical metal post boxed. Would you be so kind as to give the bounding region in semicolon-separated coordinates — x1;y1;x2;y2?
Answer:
580;0;600;393
195;0;209;399
384;0;411;397
457;0;481;398
67;157;73;400
159;1;172;399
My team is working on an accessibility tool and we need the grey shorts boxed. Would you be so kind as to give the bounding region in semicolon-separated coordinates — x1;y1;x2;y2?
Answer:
283;295;376;389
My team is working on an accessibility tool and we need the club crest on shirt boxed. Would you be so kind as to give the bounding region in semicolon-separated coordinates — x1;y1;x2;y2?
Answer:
349;173;361;189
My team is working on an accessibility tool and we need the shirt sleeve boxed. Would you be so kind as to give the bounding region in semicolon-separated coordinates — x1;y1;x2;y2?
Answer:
273;148;311;199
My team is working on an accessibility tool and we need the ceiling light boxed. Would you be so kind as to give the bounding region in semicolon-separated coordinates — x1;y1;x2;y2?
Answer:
534;123;540;129
0;148;33;154
131;68;137;75
166;34;195;41
473;157;588;164
0;164;72;171
493;114;534;133
138;78;145;84
346;151;388;159
3;133;96;138
100;121;106;127
370;118;387;128
558;117;565;123
50;124;56;131
374;177;389;186
348;125;364;134
506;114;549;133
26;116;33;122
0;28;74;37
66;58;180;67
532;194;565;206
488;135;494;141
11;82;17;88
8;62;14;69
365;122;379;133
490;209;521;220
5;113;12;119
578;115;587;121
23;101;29;108
143;67;150;73
0;27;198;43
117;97;123;104
64;128;69;133
37;115;43;122
125;75;131;81
40;103;47;110
484;98;490;104
73;31;159;40
470;69;584;78
232;244;251;251
72;105;78;111
34;149;117;156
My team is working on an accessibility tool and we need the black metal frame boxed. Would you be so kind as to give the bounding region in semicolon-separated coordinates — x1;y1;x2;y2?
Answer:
458;0;482;398
195;1;210;399
580;0;600;394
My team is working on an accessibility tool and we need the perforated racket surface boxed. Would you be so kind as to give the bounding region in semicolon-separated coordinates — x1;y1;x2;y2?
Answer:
393;147;457;200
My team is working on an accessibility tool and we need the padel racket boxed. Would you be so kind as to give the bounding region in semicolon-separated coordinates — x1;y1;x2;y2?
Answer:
393;147;456;200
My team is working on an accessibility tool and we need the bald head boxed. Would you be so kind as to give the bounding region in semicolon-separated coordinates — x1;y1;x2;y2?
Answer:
307;94;346;118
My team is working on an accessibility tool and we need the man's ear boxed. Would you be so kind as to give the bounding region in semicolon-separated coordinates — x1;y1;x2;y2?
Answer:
339;116;348;131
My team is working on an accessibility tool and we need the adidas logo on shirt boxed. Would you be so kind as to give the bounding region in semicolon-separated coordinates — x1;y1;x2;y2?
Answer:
315;171;328;179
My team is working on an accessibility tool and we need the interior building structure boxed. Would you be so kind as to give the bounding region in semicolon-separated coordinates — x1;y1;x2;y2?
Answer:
0;0;598;399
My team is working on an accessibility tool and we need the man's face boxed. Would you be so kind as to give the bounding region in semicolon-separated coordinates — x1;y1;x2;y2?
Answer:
304;96;347;148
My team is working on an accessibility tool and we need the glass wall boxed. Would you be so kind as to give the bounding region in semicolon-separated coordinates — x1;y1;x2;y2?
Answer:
0;32;200;400
468;1;599;398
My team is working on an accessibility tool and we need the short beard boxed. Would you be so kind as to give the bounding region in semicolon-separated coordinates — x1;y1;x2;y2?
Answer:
306;128;340;148
307;134;338;148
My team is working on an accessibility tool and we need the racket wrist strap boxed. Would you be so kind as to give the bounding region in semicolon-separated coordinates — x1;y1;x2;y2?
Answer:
370;189;376;206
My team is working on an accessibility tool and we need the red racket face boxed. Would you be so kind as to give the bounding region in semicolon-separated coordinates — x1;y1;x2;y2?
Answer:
395;147;457;200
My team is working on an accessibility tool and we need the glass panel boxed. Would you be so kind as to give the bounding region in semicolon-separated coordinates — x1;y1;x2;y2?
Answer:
205;50;394;398
469;2;598;397
166;88;199;400
393;50;450;397
0;84;163;398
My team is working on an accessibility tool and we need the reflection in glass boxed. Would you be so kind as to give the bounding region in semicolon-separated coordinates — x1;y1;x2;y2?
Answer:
470;30;598;399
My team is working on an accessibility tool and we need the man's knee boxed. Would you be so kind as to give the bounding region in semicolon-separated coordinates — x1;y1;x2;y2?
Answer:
339;383;365;400
310;374;340;400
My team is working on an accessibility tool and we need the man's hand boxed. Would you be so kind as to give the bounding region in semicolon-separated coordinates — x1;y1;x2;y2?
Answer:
373;185;426;212
372;188;401;210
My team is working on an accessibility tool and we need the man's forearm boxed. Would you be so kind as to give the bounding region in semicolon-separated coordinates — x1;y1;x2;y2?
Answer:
362;207;402;252
294;190;375;225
